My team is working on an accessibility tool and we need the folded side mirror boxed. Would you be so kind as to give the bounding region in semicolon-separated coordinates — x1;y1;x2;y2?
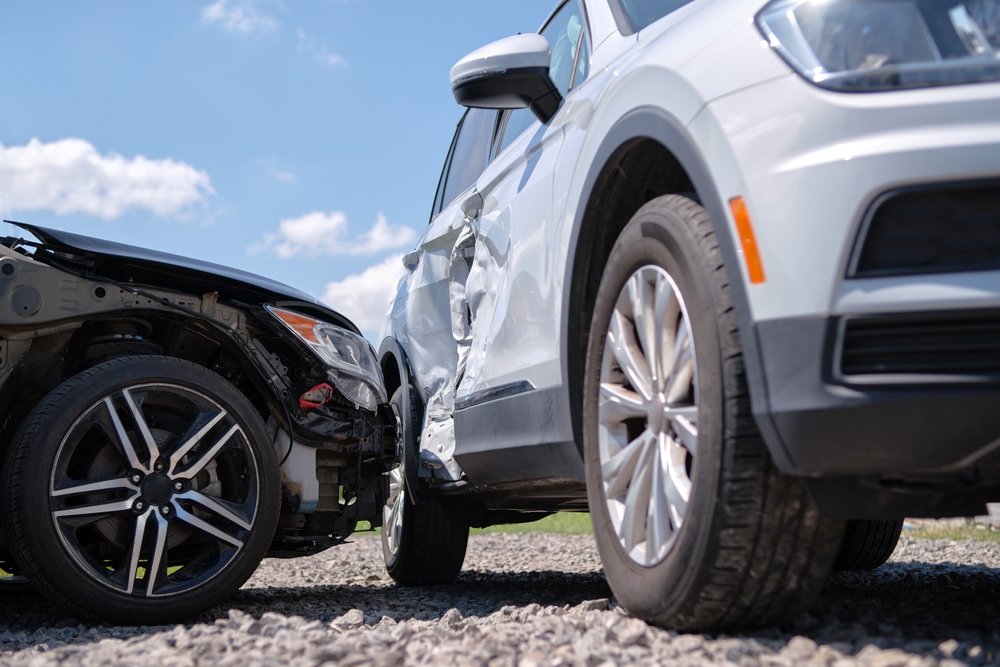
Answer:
449;34;563;124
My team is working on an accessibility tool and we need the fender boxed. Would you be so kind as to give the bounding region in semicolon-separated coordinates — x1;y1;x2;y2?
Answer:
561;105;793;471
378;337;426;505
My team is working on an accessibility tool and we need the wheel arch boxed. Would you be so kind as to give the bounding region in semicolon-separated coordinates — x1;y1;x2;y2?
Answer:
562;106;790;469
378;338;425;504
0;312;277;457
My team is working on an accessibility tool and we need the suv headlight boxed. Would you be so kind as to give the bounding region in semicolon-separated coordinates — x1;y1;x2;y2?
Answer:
757;0;1000;91
267;306;386;412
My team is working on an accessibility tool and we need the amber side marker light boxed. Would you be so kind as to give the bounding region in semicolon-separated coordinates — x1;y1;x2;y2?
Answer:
270;307;322;344
729;196;766;284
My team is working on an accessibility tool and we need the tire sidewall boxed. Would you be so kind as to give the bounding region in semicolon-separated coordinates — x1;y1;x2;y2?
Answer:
584;197;726;621
5;355;280;622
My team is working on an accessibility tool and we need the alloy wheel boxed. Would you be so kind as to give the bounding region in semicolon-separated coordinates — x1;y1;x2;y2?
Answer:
598;265;699;566
49;383;260;597
383;403;405;558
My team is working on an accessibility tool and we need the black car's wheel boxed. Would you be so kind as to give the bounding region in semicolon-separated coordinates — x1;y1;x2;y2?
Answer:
584;195;844;630
833;519;903;571
0;547;34;594
0;355;280;624
381;386;468;585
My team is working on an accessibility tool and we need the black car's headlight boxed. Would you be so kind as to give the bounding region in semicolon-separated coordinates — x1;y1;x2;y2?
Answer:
267;306;386;412
757;0;1000;92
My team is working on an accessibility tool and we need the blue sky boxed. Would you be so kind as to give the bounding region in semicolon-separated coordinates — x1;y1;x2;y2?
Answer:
0;0;553;338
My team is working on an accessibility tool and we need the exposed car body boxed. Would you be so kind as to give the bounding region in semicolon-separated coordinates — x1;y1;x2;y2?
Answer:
379;0;1000;628
0;222;394;622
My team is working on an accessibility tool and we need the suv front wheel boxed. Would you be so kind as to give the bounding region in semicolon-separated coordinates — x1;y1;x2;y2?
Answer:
584;195;844;630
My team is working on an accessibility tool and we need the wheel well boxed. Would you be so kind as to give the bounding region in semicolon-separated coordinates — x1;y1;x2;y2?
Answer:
381;352;402;404
0;313;275;456
566;138;697;446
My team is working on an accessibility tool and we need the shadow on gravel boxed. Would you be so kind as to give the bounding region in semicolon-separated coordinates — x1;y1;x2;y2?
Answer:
0;559;998;663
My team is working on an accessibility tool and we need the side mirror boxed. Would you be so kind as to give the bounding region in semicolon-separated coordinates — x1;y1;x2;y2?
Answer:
449;34;562;124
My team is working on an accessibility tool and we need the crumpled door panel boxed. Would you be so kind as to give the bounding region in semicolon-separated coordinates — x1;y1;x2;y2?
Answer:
390;195;482;482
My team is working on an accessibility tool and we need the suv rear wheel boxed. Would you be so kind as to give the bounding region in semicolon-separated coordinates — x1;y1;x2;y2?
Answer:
381;386;469;585
584;195;844;630
833;519;903;571
0;355;280;623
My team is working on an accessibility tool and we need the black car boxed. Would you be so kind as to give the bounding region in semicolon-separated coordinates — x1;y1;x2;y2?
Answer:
0;222;396;624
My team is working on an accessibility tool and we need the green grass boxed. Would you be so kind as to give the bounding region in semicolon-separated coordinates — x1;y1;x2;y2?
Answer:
471;512;593;535
907;524;1000;544
354;513;594;536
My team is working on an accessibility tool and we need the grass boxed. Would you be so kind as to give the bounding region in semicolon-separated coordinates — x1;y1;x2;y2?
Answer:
906;522;1000;544
471;512;593;535
354;512;595;536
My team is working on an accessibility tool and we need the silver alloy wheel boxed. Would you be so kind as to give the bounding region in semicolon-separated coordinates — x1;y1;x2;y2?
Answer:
49;383;259;597
383;404;405;558
383;467;405;557
599;265;699;566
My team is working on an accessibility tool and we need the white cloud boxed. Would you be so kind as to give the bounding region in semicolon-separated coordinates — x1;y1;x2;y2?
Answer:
297;28;346;68
259;158;296;183
320;254;405;339
0;138;214;220
202;0;280;34
248;212;416;258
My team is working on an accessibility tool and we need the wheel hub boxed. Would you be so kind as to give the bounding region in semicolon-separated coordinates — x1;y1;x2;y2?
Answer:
142;474;174;504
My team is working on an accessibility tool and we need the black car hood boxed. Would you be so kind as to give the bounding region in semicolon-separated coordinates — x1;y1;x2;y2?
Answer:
11;222;360;335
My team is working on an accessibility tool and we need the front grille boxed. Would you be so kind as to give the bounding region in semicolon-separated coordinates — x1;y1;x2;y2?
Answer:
840;310;1000;379
852;181;1000;278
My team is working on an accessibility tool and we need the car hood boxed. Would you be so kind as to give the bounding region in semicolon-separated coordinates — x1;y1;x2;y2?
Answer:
11;222;361;335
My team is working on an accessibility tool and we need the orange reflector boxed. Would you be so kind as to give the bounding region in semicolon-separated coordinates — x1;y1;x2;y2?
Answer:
729;197;766;284
270;307;322;344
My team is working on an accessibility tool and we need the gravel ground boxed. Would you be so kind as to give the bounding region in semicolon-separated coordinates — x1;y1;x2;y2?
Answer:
1;533;999;666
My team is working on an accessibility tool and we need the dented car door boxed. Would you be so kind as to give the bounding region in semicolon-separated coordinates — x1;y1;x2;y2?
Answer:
385;109;498;483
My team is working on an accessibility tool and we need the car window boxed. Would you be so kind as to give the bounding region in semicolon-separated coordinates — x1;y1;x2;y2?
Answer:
435;109;498;218
495;0;590;157
617;0;696;32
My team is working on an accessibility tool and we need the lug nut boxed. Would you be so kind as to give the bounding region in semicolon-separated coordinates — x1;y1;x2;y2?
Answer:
160;505;171;516
154;461;165;473
129;473;142;485
173;481;183;492
134;499;146;512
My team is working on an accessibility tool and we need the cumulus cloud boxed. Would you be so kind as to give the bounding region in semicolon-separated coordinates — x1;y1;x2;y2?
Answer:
297;28;346;68
0;137;214;220
248;212;416;258
321;254;406;339
202;0;280;34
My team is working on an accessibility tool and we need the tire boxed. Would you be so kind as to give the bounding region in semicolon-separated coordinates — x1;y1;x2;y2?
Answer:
381;386;469;585
584;195;844;631
832;519;903;571
0;355;281;624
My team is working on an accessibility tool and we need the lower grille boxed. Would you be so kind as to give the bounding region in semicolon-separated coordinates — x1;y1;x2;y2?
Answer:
852;181;1000;278
840;310;1000;379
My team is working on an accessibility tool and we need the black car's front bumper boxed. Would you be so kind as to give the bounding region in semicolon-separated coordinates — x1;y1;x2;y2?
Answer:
754;314;1000;519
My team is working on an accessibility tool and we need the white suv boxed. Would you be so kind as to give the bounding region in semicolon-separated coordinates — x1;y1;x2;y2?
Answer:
378;0;1000;628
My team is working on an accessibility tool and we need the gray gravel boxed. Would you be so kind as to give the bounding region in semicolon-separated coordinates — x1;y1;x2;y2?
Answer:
1;532;999;666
